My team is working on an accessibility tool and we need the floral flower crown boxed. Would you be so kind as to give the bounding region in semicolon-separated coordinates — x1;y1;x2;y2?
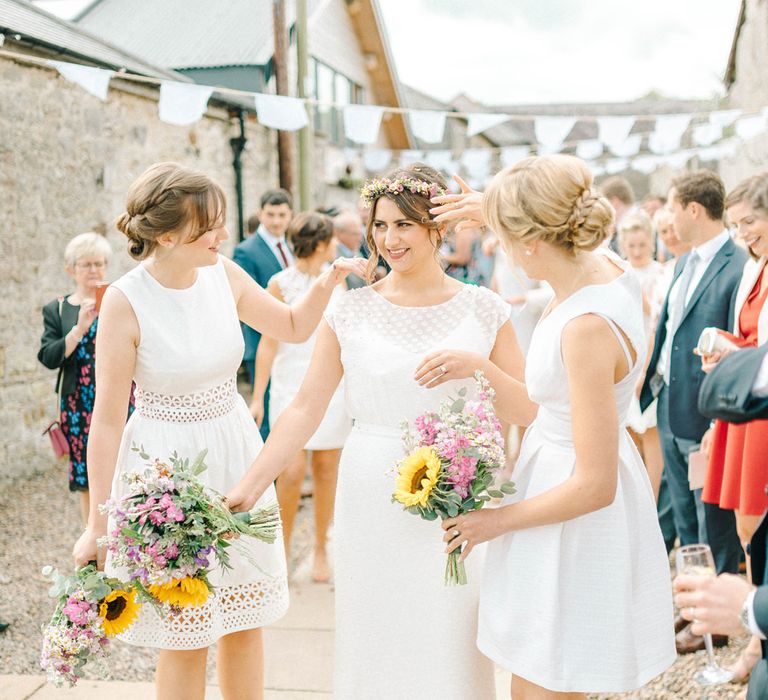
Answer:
360;177;446;207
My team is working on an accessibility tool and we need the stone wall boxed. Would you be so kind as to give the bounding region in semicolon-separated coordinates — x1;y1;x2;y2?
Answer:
0;54;278;481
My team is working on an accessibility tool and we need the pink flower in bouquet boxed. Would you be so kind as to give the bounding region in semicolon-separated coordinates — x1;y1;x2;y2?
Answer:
165;503;185;522
62;597;91;626
148;510;166;526
164;542;179;560
414;414;439;446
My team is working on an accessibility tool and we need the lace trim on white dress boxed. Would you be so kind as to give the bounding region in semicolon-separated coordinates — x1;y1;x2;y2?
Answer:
135;378;237;423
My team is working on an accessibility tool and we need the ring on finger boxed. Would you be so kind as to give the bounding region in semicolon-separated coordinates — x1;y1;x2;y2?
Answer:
440;365;447;375
452;530;460;538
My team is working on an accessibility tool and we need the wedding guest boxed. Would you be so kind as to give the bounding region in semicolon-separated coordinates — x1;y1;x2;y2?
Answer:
642;193;667;221
332;210;366;288
72;162;364;700
251;212;351;581
226;164;525;699
430;154;675;698
619;212;665;498
38;233;133;525
639;171;747;654
600;175;636;254
697;173;768;685
442;225;486;285
233;189;294;439
245;213;260;238
651;206;691;553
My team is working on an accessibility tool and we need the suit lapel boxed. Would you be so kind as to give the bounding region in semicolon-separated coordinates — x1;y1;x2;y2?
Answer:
678;242;733;328
255;233;281;269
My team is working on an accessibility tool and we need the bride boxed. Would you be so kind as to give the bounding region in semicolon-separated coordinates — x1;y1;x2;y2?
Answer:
226;164;531;699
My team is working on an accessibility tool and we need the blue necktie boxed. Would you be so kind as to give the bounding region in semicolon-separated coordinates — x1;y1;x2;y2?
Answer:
663;251;699;384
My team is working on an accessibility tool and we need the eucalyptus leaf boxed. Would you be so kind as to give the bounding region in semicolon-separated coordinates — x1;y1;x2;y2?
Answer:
500;482;517;494
450;399;465;413
487;489;504;499
458;387;467;397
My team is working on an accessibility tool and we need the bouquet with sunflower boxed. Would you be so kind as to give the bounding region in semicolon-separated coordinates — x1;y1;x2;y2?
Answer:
40;564;140;687
392;371;514;585
102;447;281;609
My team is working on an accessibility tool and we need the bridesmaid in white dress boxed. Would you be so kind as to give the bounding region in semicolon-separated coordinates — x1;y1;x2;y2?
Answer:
72;163;365;700
226;164;527;699
431;155;676;698
250;212;351;581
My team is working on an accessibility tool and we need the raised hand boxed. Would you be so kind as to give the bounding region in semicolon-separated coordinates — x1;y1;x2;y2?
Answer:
429;175;485;232
76;300;97;334
414;349;485;388
325;257;368;286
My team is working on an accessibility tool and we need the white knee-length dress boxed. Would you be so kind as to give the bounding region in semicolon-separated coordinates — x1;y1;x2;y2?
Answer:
478;260;676;693
105;258;289;650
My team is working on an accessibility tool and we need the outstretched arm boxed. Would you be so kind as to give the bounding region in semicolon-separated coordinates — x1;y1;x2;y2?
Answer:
442;314;627;559
223;256;366;344
249;278;284;424
226;321;344;511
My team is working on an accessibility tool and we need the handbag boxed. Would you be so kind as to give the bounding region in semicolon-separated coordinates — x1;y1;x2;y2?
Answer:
42;296;70;460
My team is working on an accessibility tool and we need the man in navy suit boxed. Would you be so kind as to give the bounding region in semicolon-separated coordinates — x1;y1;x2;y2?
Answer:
640;171;747;653
233;189;294;439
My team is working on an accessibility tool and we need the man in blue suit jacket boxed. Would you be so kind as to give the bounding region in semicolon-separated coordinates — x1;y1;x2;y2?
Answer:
640;171;747;653
233;189;294;439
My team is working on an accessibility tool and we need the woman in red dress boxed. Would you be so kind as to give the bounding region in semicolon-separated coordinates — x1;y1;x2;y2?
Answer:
701;173;768;689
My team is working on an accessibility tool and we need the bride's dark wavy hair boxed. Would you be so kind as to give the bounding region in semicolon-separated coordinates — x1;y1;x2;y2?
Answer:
362;163;448;281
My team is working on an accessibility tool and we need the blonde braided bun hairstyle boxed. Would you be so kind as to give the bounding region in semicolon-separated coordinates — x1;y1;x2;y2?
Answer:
115;162;226;261
482;154;614;254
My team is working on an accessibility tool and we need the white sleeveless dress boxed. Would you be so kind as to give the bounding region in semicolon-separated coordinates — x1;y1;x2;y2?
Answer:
325;284;509;700
105;258;289;650
268;267;351;450
478;261;676;692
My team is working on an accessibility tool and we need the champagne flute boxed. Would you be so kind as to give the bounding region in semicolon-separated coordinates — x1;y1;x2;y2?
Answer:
675;544;734;685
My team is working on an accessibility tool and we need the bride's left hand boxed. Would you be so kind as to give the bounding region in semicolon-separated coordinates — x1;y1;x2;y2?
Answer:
414;349;485;388
442;508;507;561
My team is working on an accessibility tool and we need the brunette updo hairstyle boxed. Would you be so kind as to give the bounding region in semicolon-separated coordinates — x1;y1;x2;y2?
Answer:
483;154;614;255
287;212;334;259
363;163;448;280
115;162;226;261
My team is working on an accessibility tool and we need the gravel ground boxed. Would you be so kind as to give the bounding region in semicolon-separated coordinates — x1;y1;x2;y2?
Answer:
0;465;753;697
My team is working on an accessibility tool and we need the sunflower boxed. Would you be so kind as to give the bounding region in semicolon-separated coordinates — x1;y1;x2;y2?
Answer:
148;576;210;607
393;447;442;507
99;589;141;636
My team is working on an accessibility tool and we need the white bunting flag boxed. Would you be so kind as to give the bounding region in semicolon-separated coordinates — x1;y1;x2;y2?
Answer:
534;116;576;152
159;82;214;126
631;154;661;175
254;93;308;131
709;109;742;129
462;149;491;183
597;116;635;151
591;163;606;177
610;134;642;158
425;150;455;172
735;114;768;141
663;150;694;170
343;105;385;144
399;150;425;167
408;110;447;144
500;146;530;168
363;149;392;172
692;122;722;147
648;114;691;154
575;140;603;161
605;158;629;175
466;112;511;137
49;60;113;101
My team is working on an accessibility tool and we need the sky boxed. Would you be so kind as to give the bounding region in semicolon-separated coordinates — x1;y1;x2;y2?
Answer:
35;0;742;106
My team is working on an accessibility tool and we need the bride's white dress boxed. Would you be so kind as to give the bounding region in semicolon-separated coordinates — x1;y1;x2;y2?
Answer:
479;259;676;692
105;259;289;649
326;284;509;700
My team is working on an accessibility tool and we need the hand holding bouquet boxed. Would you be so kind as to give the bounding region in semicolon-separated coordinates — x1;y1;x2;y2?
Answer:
102;447;281;609
392;371;514;585
40;564;140;687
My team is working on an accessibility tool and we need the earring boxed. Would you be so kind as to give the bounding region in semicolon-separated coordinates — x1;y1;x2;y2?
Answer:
525;249;533;256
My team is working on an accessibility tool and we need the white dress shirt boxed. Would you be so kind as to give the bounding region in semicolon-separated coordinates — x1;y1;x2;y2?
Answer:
656;230;731;381
257;224;294;269
753;353;768;397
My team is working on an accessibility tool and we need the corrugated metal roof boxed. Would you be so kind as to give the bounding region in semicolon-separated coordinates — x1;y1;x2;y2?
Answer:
0;0;184;78
75;0;324;70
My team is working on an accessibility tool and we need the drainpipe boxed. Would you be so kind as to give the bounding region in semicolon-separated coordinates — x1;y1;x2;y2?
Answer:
230;109;247;242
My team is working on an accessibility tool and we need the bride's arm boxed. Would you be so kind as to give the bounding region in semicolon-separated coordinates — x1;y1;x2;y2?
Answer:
223;256;366;344
442;314;624;560
414;321;538;426
225;321;343;511
73;288;138;567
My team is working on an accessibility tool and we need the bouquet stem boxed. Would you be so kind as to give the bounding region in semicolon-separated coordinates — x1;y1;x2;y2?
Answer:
445;548;467;586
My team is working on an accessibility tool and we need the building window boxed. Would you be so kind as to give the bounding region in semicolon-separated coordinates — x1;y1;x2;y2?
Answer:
310;58;363;144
